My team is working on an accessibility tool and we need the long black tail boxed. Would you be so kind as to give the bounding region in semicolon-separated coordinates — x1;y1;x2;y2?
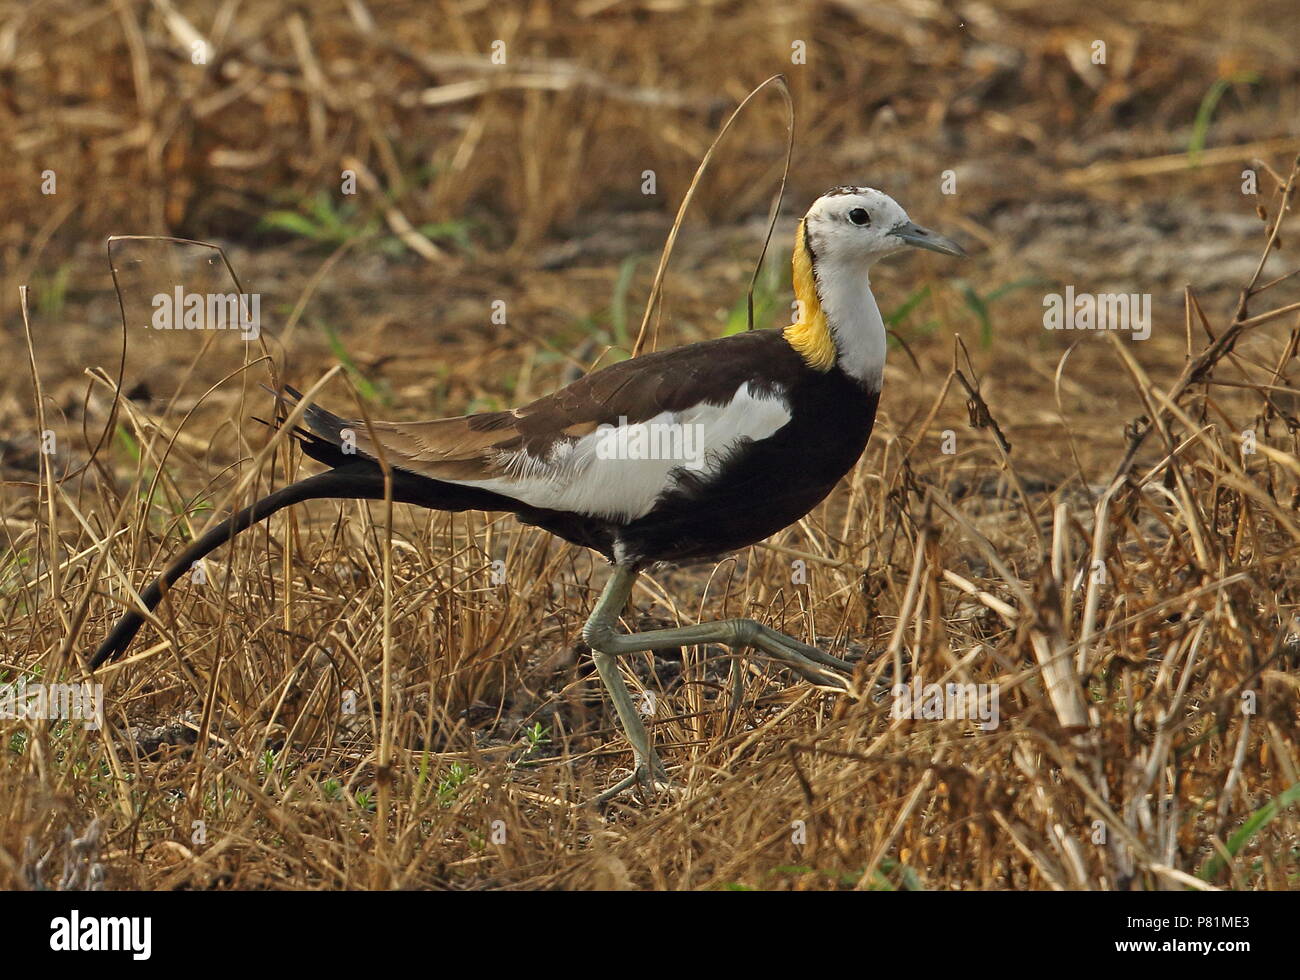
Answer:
89;464;392;668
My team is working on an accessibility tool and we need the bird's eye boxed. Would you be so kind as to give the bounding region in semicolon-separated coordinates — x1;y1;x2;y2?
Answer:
848;207;871;226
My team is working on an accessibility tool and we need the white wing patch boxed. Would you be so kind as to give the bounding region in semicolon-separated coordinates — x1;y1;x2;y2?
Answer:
450;382;792;521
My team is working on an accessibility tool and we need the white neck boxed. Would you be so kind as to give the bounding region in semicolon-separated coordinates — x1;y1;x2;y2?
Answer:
819;266;887;390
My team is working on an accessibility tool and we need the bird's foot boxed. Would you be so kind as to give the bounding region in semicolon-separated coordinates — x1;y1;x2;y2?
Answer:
591;758;679;808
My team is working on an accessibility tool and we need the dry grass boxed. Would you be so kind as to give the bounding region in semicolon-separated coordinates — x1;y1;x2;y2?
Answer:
2;0;1300;890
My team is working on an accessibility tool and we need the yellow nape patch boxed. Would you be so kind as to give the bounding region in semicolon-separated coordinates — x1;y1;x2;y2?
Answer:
782;220;836;371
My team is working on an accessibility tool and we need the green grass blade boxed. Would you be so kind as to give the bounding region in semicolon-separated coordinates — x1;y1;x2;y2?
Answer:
1198;781;1300;881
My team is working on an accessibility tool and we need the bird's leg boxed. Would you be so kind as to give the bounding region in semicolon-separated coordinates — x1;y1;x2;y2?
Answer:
582;565;670;804
582;565;854;804
596;619;852;688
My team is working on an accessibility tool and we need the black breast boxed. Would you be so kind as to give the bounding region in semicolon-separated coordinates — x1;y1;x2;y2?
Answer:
615;364;880;566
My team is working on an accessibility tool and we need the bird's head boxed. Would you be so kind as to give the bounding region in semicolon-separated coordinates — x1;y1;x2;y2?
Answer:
783;186;967;377
801;186;965;268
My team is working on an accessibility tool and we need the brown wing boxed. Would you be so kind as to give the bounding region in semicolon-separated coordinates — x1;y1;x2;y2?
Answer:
290;329;805;485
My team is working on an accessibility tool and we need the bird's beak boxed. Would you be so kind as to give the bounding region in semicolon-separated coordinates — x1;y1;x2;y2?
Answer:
889;221;967;258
